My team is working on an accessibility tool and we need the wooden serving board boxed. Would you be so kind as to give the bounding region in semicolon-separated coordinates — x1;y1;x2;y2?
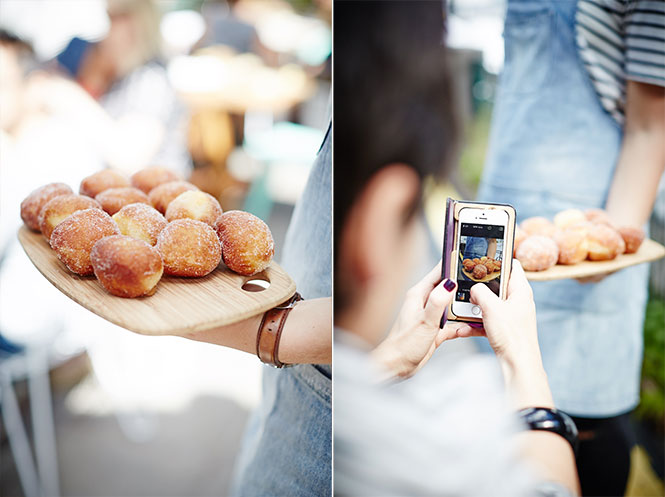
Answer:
461;267;501;283
525;238;665;281
18;226;296;336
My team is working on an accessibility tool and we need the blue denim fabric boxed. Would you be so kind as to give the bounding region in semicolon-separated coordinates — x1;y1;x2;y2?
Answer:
478;0;648;417
231;123;332;496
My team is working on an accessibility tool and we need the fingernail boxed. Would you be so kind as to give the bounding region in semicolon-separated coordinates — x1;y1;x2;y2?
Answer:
443;279;456;292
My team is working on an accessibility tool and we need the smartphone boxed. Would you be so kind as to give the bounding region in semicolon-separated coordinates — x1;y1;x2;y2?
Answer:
452;207;510;319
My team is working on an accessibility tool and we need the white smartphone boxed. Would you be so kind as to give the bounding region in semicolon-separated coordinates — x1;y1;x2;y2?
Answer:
452;207;510;319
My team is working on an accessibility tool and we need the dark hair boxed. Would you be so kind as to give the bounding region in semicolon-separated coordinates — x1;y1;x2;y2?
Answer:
334;0;460;304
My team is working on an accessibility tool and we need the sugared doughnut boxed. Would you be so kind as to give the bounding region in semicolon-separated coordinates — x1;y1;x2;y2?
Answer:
585;208;614;227
91;235;163;297
514;226;528;257
214;211;275;276
472;264;488;280
130;166;181;194
463;260;475;272
165;190;223;226
39;194;101;241
20;182;73;231
95;187;149;215
586;224;624;261
521;217;557;237
156;219;221;277
516;235;559;271
473;258;481;264
112;203;167;246
148;181;199;214
50;208;120;275
554;229;588;265
617;226;645;254
79;170;130;198
554;209;587;229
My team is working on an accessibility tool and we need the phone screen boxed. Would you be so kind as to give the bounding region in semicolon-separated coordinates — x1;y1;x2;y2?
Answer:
455;223;505;302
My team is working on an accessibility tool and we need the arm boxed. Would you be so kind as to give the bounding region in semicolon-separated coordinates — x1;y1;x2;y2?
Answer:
470;262;579;495
186;297;332;364
605;80;665;227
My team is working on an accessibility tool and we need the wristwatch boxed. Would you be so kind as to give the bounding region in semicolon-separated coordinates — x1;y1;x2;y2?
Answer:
519;407;579;454
256;292;303;368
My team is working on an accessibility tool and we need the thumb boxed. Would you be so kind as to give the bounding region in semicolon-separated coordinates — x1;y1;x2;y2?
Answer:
424;279;456;328
470;283;500;316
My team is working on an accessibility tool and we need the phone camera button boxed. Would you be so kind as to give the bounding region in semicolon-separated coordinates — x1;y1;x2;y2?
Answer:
471;305;481;316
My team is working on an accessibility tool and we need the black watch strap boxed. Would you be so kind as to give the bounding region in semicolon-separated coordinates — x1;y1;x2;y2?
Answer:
519;407;579;455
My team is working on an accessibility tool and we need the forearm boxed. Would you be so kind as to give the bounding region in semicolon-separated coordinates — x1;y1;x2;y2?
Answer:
605;81;665;227
186;297;332;364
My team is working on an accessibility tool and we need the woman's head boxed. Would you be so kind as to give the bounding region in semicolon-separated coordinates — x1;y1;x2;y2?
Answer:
334;1;459;340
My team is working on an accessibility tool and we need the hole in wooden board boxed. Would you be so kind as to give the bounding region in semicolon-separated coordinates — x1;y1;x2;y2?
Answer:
242;277;270;292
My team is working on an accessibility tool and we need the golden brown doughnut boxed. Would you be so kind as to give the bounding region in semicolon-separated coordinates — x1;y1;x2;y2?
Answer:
50;208;120;275
586;224;624;261
463;260;475;272
585;208;614;227
617;226;645;254
472;264;488;280
95;187;149;215
91;235;163;297
514;226;528;257
521;217;557;237
554;228;588;265
165;190;223;226
39;194;101;241
148;181;199;214
112;203;167;246
214;211;275;276
20;182;73;231
156;219;221;277
516;235;559;271
79;170;130;198
553;209;587;230
130;166;181;194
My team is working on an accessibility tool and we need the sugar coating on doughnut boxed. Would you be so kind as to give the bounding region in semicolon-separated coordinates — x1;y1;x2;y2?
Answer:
156;219;221;277
112;203;167;246
95;187;149;215
554;229;588;265
91;235;163;297
50;208;120;275
516;235;559;271
585;208;614;227
586;224;624;261
148;181;199;214
514;226;528;257
20;182;73;231
79;170;130;198
617;226;645;254
472;264;488;280
131;166;181;194
165;190;223;226
554;209;587;229
521;217;556;237
214;210;275;276
39;194;101;241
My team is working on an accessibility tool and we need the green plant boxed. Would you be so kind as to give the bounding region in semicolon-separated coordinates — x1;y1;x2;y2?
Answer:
635;292;665;429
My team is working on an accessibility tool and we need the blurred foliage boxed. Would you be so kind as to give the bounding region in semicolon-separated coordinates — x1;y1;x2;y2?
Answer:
635;293;665;429
458;103;493;194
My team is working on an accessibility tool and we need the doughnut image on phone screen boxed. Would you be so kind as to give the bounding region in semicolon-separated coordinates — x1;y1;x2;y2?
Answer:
456;223;505;302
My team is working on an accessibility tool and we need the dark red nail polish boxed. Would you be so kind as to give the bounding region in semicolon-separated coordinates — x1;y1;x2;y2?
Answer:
443;279;456;292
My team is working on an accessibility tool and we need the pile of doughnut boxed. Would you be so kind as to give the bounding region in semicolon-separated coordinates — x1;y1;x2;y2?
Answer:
462;256;502;280
20;167;274;298
514;208;645;272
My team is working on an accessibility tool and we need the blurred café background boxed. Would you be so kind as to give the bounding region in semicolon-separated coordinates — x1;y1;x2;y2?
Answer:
0;0;329;495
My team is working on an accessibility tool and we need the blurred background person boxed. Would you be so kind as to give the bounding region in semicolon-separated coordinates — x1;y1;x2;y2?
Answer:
477;1;665;495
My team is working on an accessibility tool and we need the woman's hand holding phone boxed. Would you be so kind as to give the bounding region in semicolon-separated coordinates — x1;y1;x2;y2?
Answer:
470;260;554;409
371;262;484;380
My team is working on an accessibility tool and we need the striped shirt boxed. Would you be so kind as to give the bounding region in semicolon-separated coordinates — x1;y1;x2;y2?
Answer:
576;0;665;125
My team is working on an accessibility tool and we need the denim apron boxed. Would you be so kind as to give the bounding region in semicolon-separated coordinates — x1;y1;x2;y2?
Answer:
478;0;648;417
231;123;332;496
